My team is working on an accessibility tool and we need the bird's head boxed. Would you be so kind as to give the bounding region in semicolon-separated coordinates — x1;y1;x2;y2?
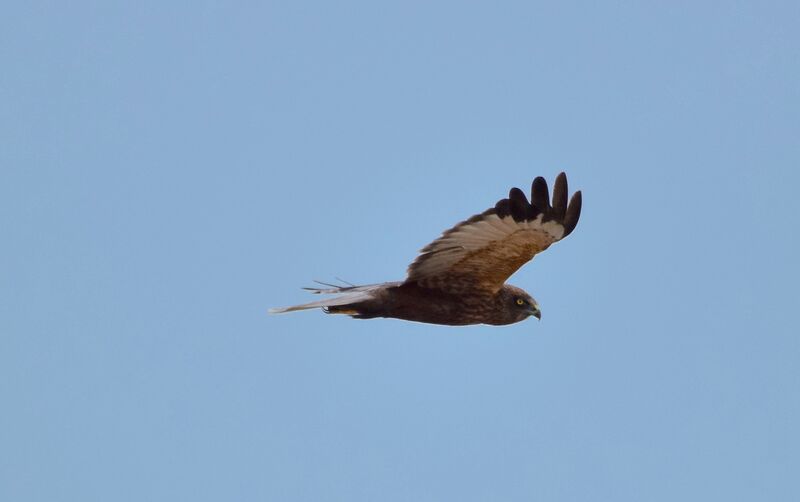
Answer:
495;285;541;324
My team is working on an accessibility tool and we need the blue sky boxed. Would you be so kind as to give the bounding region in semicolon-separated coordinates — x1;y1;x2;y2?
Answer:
2;1;799;500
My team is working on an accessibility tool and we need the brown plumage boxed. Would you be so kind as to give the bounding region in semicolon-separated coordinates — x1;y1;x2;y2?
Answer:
270;173;582;326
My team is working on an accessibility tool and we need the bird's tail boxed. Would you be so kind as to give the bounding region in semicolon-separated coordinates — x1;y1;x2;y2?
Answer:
268;281;395;315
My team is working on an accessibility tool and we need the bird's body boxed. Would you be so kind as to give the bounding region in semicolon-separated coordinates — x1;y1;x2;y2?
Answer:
270;173;582;326
324;282;534;326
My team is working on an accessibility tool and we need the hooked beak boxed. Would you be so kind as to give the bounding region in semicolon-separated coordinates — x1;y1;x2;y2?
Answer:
528;305;541;320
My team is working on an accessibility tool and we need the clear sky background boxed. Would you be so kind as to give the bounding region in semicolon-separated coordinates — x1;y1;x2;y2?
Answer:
2;1;799;501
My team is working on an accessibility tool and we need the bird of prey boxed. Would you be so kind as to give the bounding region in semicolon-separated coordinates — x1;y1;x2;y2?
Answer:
270;173;582;326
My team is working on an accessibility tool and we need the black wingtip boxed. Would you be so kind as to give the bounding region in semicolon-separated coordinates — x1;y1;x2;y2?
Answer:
562;190;582;237
552;172;568;220
494;198;512;218
508;187;529;222
508;187;529;205
531;176;550;212
491;174;581;238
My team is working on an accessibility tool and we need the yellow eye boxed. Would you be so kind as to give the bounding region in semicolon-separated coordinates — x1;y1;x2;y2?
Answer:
516;298;525;306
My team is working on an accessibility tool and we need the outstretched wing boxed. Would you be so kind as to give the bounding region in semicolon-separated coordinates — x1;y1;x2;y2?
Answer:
405;172;582;294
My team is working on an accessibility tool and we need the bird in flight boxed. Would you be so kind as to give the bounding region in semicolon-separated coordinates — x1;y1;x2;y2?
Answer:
270;173;582;326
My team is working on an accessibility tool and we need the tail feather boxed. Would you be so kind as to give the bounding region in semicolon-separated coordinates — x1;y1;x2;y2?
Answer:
268;291;373;314
269;282;398;315
301;281;386;295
